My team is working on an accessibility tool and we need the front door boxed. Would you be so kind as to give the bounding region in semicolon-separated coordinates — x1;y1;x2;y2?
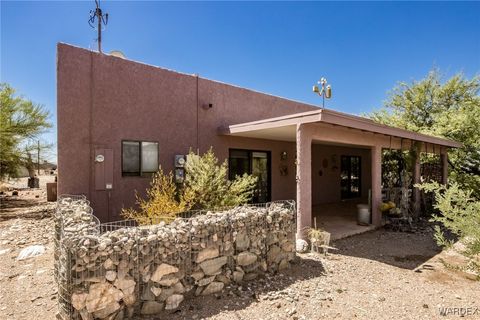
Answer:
341;155;361;199
228;149;271;203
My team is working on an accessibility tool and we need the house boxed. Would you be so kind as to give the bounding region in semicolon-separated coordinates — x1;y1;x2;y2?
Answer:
57;43;460;240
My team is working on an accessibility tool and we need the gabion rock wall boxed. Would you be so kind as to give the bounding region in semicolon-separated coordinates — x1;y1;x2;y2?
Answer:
55;196;296;320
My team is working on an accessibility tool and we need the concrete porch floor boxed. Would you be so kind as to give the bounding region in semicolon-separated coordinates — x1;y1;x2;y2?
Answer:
312;200;376;241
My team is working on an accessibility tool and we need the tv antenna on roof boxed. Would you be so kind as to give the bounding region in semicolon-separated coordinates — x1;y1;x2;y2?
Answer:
88;0;108;53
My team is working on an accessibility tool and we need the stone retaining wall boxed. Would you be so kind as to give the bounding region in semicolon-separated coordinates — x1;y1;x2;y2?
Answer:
55;197;296;319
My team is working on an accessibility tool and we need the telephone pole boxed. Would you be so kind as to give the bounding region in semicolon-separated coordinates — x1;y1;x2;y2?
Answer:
37;140;40;175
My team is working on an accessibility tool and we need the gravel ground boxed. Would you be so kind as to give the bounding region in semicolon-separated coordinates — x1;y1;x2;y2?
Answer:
0;188;478;320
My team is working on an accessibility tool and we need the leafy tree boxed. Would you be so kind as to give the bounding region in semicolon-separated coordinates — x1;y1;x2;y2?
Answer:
0;83;51;180
183;148;258;209
370;70;480;197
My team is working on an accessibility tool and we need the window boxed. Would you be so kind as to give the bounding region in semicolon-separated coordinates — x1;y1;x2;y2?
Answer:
122;141;158;176
340;155;361;199
229;149;271;203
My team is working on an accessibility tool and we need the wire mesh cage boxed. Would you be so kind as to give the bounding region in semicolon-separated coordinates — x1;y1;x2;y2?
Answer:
54;196;296;320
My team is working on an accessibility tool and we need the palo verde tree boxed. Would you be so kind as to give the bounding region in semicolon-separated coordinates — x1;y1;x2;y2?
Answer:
0;83;52;180
370;70;480;198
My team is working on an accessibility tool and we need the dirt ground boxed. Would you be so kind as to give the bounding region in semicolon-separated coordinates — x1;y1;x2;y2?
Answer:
0;185;478;320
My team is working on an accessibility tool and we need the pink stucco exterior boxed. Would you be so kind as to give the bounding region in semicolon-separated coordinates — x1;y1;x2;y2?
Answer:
57;43;315;221
57;43;458;238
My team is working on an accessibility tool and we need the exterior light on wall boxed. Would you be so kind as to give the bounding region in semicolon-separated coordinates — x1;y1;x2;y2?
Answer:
312;77;332;108
280;151;288;160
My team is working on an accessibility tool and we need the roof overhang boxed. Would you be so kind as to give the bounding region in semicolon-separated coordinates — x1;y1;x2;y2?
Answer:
220;109;462;148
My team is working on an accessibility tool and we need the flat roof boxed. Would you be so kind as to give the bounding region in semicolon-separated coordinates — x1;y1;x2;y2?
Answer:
222;108;461;148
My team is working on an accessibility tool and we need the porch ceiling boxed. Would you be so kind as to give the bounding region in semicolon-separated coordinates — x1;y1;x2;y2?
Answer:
219;108;462;148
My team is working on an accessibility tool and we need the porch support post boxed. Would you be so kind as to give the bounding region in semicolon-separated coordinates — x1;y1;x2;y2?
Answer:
412;142;422;218
441;151;448;185
371;145;382;226
296;124;312;240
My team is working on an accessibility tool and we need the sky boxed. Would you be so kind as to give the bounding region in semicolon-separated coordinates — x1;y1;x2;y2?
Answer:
1;1;479;163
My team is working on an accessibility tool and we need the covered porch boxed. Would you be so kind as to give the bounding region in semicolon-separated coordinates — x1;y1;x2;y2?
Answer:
221;109;460;240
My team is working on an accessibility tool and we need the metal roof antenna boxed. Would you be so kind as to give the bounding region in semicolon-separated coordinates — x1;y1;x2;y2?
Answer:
312;77;332;109
88;0;109;53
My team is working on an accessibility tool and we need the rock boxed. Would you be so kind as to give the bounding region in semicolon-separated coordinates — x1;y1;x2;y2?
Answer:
197;275;215;286
16;245;45;260
191;271;204;281
141;301;164;315
173;281;185;294
216;274;231;285
93;301;120;319
266;234;279;246
296;239;309;253
201;281;224;295
123;294;136;306
281;241;294;252
237;252;257;266
278;259;289;271
243;273;258;281
157;274;179;287
165;294;184;310
196;247;219;263
71;292;88;310
235;232;250;251
267;245;281;263
85;283;123;314
233;270;244;283
104;258;114;269
150;286;162;297
199;256;228;275
105;270;117;282
141;283;156;301
114;276;136;296
158;288;175;302
151;263;179;282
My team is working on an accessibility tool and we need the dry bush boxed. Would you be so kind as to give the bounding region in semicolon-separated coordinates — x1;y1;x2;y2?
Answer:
121;168;189;225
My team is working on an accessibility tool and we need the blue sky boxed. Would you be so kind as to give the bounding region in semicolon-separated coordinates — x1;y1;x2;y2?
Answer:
1;1;479;162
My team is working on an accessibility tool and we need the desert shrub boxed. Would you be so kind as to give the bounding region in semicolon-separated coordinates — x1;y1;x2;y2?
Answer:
121;168;189;225
183;148;257;210
418;182;480;257
123;148;257;224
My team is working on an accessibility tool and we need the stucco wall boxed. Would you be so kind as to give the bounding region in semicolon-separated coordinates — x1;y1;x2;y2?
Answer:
311;144;371;205
57;43;316;221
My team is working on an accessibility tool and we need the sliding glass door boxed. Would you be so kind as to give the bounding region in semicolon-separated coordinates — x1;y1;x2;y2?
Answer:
229;149;271;203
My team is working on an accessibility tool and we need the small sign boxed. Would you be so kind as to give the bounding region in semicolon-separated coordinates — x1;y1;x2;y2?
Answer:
95;154;105;163
106;183;113;189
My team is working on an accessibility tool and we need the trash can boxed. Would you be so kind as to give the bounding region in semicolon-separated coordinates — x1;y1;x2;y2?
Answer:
28;177;39;188
46;182;57;202
357;204;370;225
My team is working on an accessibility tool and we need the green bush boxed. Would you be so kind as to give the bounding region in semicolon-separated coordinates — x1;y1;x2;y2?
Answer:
123;148;258;224
417;182;480;257
183;148;257;210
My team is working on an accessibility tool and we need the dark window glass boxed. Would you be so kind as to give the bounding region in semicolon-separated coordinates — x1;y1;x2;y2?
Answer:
229;149;271;203
229;150;250;179
122;141;140;175
341;155;361;199
122;141;158;176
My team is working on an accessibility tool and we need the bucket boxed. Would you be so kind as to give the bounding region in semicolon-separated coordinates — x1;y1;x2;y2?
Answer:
357;204;370;225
